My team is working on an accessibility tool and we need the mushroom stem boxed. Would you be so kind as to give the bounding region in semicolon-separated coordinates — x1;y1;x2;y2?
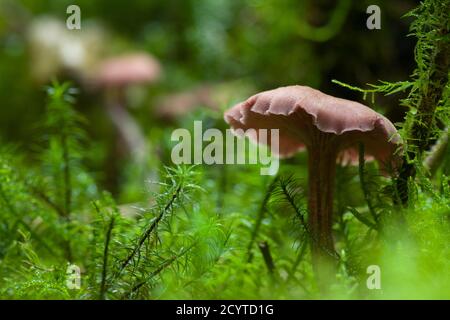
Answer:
307;134;337;283
105;89;148;163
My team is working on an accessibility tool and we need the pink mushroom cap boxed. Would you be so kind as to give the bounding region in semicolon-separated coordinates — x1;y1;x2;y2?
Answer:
155;86;216;119
224;85;402;170
96;53;161;87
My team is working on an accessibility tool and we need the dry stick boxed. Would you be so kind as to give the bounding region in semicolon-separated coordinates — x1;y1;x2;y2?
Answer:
258;241;275;275
358;143;379;227
113;184;182;281
99;216;115;300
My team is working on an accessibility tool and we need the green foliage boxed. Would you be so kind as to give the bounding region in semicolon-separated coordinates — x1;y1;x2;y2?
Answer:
331;79;414;104
0;74;449;299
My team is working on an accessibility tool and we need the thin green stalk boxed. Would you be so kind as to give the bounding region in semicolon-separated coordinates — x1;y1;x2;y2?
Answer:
247;176;278;262
113;184;182;281
31;186;65;218
288;234;308;281
0;185;57;257
122;245;194;299
99;216;115;300
61;134;71;217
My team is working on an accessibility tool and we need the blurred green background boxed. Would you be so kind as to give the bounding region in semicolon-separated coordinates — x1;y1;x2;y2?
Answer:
0;0;417;201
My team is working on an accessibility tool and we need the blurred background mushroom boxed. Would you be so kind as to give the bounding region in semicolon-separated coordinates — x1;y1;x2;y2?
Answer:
154;80;254;121
93;52;162;194
27;16;106;84
155;85;216;120
94;52;161;158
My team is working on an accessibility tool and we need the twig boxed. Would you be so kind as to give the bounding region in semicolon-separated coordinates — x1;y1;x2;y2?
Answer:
258;241;275;275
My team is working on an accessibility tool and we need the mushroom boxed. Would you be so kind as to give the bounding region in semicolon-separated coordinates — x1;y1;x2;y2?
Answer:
94;52;161;194
96;53;161;88
224;85;401;279
154;81;255;121
95;52;161;161
155;85;216;120
28;17;106;84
